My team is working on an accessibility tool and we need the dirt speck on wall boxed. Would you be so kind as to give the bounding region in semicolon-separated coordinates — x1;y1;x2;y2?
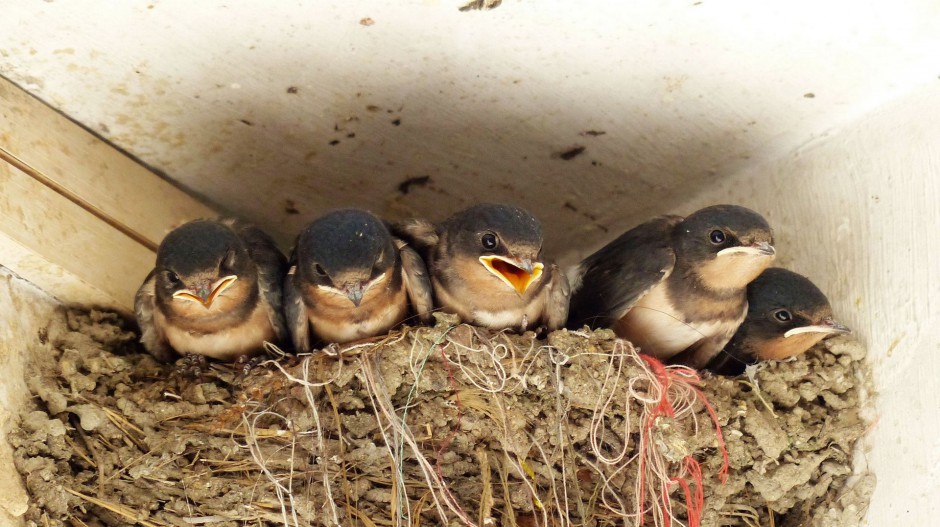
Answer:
11;310;873;527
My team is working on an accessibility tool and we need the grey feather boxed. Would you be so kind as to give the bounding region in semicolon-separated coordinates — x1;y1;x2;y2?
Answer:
566;215;680;329
396;239;434;324
390;218;439;253
542;264;571;331
283;265;312;353
225;219;289;343
133;270;176;362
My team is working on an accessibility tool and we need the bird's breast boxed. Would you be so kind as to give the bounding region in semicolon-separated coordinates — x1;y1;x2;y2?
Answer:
159;302;275;361
306;278;408;344
433;269;545;330
616;282;744;360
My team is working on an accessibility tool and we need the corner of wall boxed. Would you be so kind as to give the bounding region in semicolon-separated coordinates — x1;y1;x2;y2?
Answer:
0;266;66;525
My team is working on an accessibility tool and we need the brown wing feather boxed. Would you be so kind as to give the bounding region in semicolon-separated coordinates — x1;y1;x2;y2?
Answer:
542;263;571;330
396;239;434;324
134;270;176;362
223;218;289;343
390;218;439;255
283;264;312;353
566;215;681;330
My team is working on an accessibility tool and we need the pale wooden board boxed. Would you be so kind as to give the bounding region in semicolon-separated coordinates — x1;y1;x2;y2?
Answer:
0;77;216;249
0;161;154;312
0;77;218;311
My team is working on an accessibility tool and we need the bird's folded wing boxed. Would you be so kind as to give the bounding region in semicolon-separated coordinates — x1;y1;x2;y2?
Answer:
283;264;312;353
389;218;439;253
227;218;290;343
567;215;681;329
134;270;176;362
396;239;434;324
542;263;571;331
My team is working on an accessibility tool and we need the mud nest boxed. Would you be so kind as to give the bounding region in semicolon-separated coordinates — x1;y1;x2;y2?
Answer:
11;310;874;527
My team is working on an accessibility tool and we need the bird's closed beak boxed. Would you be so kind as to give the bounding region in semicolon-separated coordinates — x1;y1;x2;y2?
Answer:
173;275;238;308
337;272;386;307
479;256;544;295
342;282;365;307
784;317;851;338
717;241;776;258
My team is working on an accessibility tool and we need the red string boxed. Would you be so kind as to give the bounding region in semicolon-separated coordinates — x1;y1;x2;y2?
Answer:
660;480;673;527
636;355;729;527
693;385;730;484
672;457;704;527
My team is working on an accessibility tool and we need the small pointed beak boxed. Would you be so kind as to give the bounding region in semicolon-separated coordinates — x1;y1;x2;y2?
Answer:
479;255;544;295
717;241;776;258
823;317;851;334
784;317;851;338
753;241;776;257
342;282;366;307
196;285;212;305
517;258;536;274
172;275;238;308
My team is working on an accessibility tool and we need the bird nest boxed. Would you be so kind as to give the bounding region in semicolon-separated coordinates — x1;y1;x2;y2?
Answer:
11;309;874;527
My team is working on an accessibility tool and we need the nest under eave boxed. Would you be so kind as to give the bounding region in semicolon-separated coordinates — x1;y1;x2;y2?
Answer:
11;310;874;527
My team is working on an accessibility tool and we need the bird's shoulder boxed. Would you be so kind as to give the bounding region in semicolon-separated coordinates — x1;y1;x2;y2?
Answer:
567;214;681;328
390;218;440;255
134;269;177;362
395;238;434;323
221;217;288;340
221;217;287;268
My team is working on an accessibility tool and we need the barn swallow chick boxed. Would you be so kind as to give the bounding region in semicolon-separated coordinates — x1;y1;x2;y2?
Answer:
284;209;433;351
135;218;288;362
705;267;850;375
567;204;776;369
394;203;569;331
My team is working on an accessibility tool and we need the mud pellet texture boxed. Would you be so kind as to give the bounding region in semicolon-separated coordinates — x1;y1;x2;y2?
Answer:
11;310;873;527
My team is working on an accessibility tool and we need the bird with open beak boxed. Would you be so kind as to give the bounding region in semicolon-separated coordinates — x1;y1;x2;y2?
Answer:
567;204;776;369
394;203;569;331
134;218;288;362
705;267;851;375
284;209;433;351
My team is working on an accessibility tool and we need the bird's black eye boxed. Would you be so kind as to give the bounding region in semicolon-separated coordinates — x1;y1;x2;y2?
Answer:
709;230;726;244
164;270;182;285
773;309;792;322
314;264;327;276
481;233;499;251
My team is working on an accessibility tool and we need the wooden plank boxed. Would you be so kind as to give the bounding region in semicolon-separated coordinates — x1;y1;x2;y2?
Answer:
0;77;216;249
0;162;152;312
0;77;218;311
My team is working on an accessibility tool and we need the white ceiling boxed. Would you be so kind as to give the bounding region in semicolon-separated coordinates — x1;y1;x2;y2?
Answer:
5;2;940;524
2;0;939;261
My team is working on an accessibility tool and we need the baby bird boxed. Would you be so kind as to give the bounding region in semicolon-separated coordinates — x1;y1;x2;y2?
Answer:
134;218;288;362
284;209;433;351
705;267;850;375
567;204;776;369
394;203;569;331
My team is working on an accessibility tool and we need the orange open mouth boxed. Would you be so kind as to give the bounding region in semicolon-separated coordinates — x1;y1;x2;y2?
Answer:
172;275;238;308
479;256;543;295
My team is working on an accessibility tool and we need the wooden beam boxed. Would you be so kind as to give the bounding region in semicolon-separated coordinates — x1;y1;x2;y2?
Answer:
0;77;217;312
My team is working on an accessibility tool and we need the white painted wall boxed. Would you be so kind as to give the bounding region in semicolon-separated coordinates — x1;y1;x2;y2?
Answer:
2;0;938;253
670;81;940;525
2;0;940;524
